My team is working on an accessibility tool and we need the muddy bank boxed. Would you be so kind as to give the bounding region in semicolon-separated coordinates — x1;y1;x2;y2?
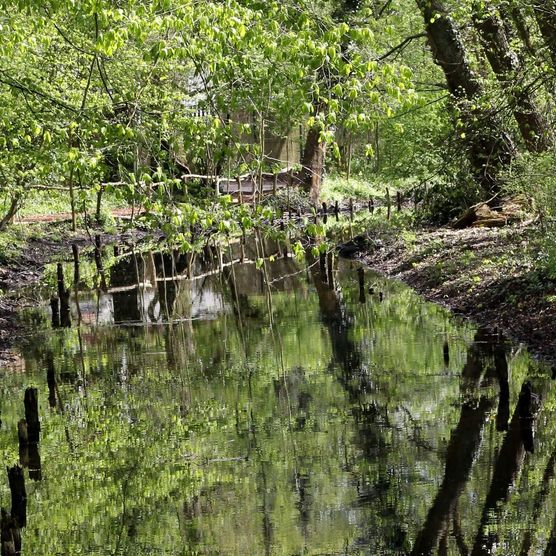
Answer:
0;228;151;364
361;224;556;367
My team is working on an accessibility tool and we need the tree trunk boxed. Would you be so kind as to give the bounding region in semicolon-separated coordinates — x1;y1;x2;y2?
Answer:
95;185;104;225
301;125;326;204
0;194;22;231
505;3;536;57
416;0;515;193
473;5;552;151
533;0;556;67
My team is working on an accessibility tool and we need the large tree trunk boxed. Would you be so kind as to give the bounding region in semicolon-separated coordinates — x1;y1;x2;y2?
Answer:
473;5;552;152
504;3;536;57
533;0;556;67
300;126;326;205
416;0;515;193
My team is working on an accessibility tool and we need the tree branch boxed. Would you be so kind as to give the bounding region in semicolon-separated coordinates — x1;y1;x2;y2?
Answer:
376;33;428;61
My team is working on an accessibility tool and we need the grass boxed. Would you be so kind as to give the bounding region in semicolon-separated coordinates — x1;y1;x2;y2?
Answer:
0;223;41;263
0;190;129;264
15;190;127;219
321;174;416;203
321;175;385;202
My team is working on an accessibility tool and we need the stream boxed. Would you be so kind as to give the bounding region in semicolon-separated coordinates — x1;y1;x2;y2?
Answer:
0;230;555;555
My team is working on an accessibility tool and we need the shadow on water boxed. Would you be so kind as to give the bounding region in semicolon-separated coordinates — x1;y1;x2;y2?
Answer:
3;229;556;555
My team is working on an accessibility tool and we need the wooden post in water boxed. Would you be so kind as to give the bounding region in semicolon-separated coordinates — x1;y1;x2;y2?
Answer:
273;173;278;196
24;388;40;444
319;252;326;277
518;381;535;453
50;297;60;329
46;354;56;409
349;198;354;219
94;235;107;292
57;264;71;328
357;267;366;304
327;252;334;288
72;244;80;285
7;466;26;528
56;263;65;301
443;341;450;366
17;420;28;469
396;191;402;212
368;198;374;213
386;188;391;220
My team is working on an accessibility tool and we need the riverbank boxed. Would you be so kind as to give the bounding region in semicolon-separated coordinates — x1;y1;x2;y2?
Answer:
2;213;556;370
361;222;556;367
0;222;149;363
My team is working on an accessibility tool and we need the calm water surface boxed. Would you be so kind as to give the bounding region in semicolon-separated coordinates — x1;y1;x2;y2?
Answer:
1;234;555;555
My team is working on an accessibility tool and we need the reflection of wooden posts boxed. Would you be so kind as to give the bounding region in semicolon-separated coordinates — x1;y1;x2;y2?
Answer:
443;341;450;366
386;188;391;220
22;388;42;483
349;198;354;219
57;263;71;328
1;507;21;556
46;354;56;409
7;466;26;528
334;200;339;220
50;297;60;328
396;191;402;212
357;267;366;304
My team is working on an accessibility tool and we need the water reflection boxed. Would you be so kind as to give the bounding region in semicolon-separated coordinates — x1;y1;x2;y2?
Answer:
0;235;554;555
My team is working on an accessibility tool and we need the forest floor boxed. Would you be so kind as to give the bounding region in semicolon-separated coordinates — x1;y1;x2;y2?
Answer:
361;223;556;367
